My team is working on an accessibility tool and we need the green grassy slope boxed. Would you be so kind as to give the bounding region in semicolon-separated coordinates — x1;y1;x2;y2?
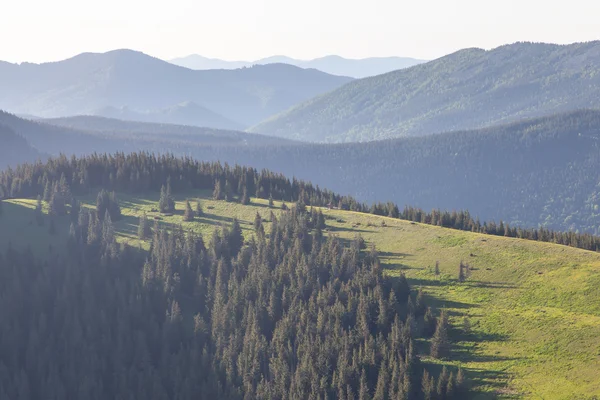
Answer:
1;194;599;399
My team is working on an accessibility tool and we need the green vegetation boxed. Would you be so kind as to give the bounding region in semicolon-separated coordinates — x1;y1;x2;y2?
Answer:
250;42;600;142
2;193;600;398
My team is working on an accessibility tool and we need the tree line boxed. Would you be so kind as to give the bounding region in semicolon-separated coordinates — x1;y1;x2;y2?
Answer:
1;152;599;253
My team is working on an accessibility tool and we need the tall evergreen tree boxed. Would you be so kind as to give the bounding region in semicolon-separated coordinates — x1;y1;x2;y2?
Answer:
431;310;450;359
138;212;151;240
184;200;194;222
196;200;204;217
213;180;223;200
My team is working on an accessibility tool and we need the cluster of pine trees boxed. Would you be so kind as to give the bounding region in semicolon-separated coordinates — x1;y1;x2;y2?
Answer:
1;152;599;252
0;193;466;399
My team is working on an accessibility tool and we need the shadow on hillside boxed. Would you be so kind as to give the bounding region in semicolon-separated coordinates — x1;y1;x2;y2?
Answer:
419;361;517;399
379;250;413;258
326;225;373;234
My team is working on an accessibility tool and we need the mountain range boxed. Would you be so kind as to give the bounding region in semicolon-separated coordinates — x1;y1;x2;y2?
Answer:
0;50;352;129
168;54;426;78
251;41;600;142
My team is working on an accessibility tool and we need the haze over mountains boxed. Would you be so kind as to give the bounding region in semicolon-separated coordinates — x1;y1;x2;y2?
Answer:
0;49;352;129
169;54;427;78
3;108;599;235
251;41;600;142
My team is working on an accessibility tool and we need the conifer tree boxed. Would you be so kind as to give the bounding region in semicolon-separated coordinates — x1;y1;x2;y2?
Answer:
422;370;435;400
240;187;250;205
184;200;194;221
436;366;449;399
213;180;223;200
228;218;244;255
138;212;151;240
43;181;52;202
224;180;233;202
268;194;274;208
196;200;204;217
456;368;466;395
458;261;466;283
358;369;370;400
373;361;389;400
34;195;44;226
423;307;436;337
431;310;450;359
159;184;175;213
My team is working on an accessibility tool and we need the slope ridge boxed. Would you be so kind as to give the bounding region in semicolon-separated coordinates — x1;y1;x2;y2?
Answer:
250;41;600;142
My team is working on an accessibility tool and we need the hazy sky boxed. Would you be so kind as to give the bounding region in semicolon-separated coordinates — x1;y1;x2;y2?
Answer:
2;0;599;63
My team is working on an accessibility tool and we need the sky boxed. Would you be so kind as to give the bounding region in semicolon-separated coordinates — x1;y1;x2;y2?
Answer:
2;0;600;63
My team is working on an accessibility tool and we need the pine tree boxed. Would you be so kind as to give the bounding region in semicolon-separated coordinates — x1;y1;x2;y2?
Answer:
240;187;250;205
436;366;449;399
358;369;369;400
213;180;223;200
456;368;466;395
253;212;264;237
43;181;52;202
462;316;471;336
138;212;151;240
34;195;44;226
184;200;194;221
431;310;450;359
196;200;204;217
373;361;389;400
224;180;233;202
446;371;455;399
422;370;435;400
159;184;175;213
109;192;122;221
458;261;466;283
228;218;244;255
423;307;436;337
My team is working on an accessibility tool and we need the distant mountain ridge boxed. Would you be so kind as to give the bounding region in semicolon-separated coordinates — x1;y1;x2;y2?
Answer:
0;50;352;129
92;102;244;130
169;54;426;78
250;41;600;142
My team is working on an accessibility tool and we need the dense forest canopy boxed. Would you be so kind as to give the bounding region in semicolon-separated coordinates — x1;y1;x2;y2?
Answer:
250;41;600;142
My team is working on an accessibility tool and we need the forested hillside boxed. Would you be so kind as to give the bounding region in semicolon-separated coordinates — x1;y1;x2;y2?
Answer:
0;155;470;400
92;101;244;130
1;153;600;398
4;110;600;234
0;50;352;128
0;111;291;157
250;41;600;142
0;124;41;168
178;111;600;234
